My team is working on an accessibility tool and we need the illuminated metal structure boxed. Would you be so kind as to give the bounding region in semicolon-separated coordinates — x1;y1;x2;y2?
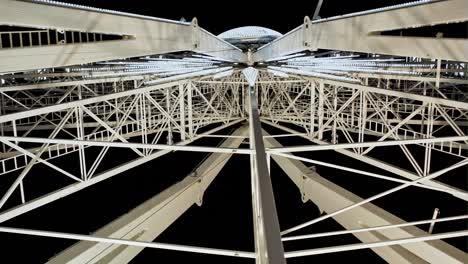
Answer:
0;0;467;263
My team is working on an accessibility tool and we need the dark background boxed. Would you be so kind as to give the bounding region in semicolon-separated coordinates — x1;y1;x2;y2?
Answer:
0;0;467;263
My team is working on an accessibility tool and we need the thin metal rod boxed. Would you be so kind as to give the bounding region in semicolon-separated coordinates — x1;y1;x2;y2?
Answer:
284;230;468;258
263;133;308;138
0;226;255;259
313;0;324;19
201;135;247;139
282;214;468;241
0;135;252;155
268;136;468;153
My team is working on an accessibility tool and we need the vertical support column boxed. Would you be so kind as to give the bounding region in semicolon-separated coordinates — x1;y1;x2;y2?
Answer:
421;82;427;134
385;79;390;122
179;82;186;141
423;103;434;176
188;81;194;139
12;120;25;203
263;82;269;117
146;87;152;130
242;82;246;117
309;80;316;138
332;85;338;144
317;81;324;140
236;83;243;118
358;90;367;154
166;87;173;145
135;93;141;132
11;120;17;148
114;82;120;124
76;86;87;180
248;87;285;264
139;94;148;155
436;59;441;89
351;88;356;129
0;93;5;153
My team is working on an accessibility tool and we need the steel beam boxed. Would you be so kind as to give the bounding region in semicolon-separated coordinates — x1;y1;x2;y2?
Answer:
254;0;468;62
0;226;255;259
0;1;244;73
0;136;251;155
268;136;468;154
248;88;286;263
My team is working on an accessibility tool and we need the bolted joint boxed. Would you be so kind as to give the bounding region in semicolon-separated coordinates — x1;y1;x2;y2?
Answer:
300;174;309;203
196;178;204;206
303;16;312;49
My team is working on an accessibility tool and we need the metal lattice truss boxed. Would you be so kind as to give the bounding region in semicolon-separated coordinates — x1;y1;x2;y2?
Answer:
0;0;467;263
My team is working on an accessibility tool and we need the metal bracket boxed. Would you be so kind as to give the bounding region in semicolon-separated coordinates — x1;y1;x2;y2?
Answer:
300;174;309;203
191;17;200;50
303;16;312;49
196;177;204;206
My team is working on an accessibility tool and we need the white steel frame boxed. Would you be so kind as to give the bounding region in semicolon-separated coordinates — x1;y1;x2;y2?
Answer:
0;0;467;263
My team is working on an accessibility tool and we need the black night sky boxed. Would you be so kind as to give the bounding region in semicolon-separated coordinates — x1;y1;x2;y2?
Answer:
0;1;467;263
